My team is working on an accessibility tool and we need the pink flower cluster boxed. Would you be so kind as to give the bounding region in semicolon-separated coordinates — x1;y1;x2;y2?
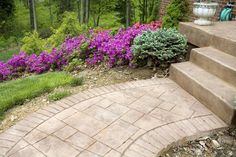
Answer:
0;21;161;81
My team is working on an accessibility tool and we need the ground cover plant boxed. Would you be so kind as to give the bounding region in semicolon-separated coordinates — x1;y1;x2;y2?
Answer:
48;91;71;101
0;72;82;119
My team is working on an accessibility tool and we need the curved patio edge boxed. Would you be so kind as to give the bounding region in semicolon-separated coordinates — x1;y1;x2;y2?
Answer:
121;116;227;157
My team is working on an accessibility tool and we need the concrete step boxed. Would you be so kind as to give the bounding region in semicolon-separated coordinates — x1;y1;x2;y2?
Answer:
179;22;236;57
190;47;236;87
170;62;236;125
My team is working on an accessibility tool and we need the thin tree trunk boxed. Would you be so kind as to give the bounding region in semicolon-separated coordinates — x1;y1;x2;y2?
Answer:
126;0;131;28
77;0;80;21
96;15;100;27
85;0;90;25
80;0;85;24
142;0;145;23
93;15;96;27
144;0;147;23
29;0;37;31
48;0;53;25
95;5;101;27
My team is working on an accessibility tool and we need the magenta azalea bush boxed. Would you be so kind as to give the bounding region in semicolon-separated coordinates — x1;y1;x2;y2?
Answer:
87;21;161;66
0;21;161;81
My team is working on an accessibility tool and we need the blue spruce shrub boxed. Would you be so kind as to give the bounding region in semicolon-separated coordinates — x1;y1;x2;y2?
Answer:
132;28;187;68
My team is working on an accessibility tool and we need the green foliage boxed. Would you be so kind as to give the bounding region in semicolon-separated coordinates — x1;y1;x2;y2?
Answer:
115;0;134;25
64;52;84;72
0;0;15;21
0;36;20;50
147;0;161;23
0;48;20;62
0;72;77;119
132;28;187;67
70;77;83;87
55;0;76;16
162;0;190;28
98;14;123;30
90;0;118;26
48;91;71;101
0;0;15;35
21;31;46;55
2;0;58;39
47;12;86;48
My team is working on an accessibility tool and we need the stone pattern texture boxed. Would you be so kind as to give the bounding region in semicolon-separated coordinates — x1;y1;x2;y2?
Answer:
0;79;227;157
159;0;236;21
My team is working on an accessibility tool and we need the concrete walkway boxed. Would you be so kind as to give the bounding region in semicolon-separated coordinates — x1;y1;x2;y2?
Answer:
0;79;227;157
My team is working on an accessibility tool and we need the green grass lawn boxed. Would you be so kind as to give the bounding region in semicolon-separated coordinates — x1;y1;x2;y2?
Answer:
0;48;19;62
0;72;82;119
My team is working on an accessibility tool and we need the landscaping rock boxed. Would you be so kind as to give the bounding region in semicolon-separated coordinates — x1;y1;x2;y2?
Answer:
161;127;236;157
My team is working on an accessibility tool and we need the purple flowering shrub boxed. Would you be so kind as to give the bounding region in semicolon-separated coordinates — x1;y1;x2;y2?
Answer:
87;21;161;66
0;21;161;81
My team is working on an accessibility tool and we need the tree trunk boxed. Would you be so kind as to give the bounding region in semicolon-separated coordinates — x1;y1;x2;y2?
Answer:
80;0;85;24
144;0;147;23
48;0;53;25
29;0;37;31
85;0;90;25
126;0;131;28
95;5;101;27
142;0;145;23
96;15;100;27
77;0;80;21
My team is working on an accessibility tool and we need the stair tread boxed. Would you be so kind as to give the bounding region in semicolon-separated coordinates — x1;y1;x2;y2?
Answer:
173;62;236;106
181;22;236;42
193;47;236;71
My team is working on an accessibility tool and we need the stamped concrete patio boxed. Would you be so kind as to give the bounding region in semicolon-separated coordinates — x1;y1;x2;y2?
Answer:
0;78;227;157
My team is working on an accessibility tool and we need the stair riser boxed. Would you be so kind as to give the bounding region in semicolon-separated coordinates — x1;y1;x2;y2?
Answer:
211;35;236;58
179;24;210;48
170;65;235;125
190;50;236;87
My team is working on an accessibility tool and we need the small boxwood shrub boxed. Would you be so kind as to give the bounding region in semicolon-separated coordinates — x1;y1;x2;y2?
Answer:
132;28;187;67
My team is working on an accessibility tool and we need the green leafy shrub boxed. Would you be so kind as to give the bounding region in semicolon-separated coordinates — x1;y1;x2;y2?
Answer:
132;28;187;67
21;31;46;55
38;28;53;39
0;36;7;49
47;12;87;48
162;0;190;28
49;91;71;101
0;36;20;50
